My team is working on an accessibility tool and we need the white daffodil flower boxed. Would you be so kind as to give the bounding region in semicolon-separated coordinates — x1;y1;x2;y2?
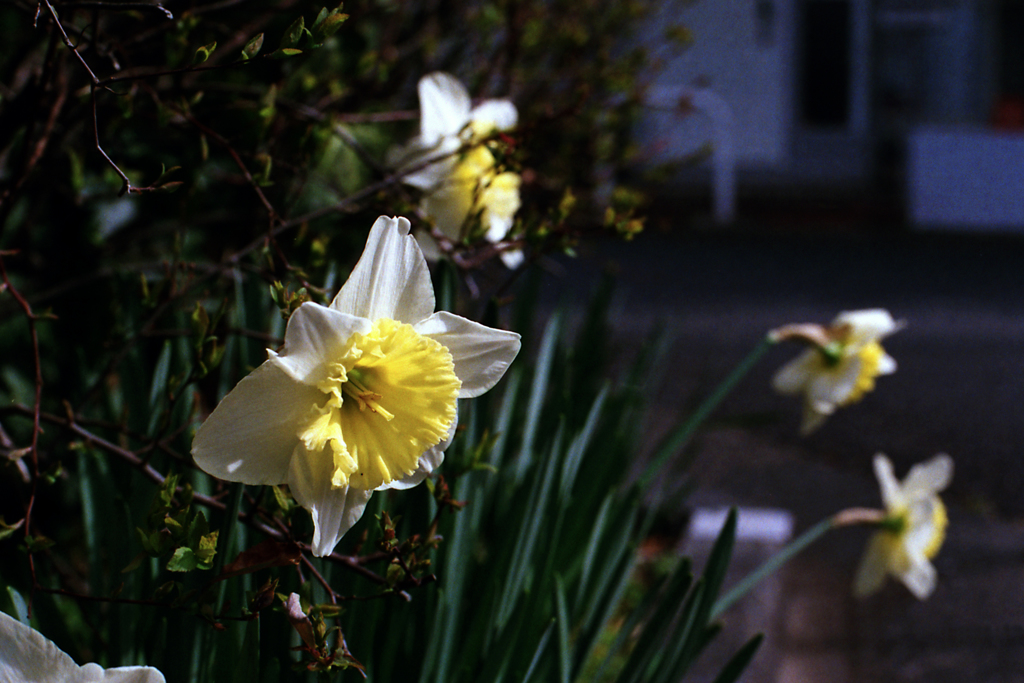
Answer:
853;453;953;599
192;216;521;557
389;72;523;268
0;610;165;682
772;308;900;434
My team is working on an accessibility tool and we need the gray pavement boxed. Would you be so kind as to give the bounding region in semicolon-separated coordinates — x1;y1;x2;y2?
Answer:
535;225;1024;682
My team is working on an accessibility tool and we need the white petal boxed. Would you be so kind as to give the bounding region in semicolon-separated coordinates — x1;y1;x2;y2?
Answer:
420;183;475;241
470;100;518;131
414;311;521;398
192;362;320;485
902;453;954;498
330;216;436;324
904;498;941;555
771;351;817;394
287;447;374;557
877;352;897;375
499;248;525;270
834;309;901;345
852;532;891;598
413;229;444;263
898;555;937;599
96;666;167;683
401;155;457;191
798;405;830;435
419;72;471;141
386;413;457;490
390;137;461;190
806;356;860;408
269;303;372;385
873;453;904;511
0;611;80;682
484;212;514;243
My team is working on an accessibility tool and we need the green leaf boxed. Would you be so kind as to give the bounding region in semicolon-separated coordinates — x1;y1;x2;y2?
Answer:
554;576;571;683
710;634;764;683
280;16;305;49
0;517;22;542
153;164;181;186
269;48;303;59
24;535;55;553
3;586;30;625
310;7;348;45
511;312;560;483
241;33;264;60
192;41;217;65
166;546;199;572
234;618;261;683
121;551;146;573
195;531;219;565
519;621;555;683
698;508;738;621
191;302;210;349
148;340;173;433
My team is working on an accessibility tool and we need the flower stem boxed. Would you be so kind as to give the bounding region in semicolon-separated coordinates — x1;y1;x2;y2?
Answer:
710;516;835;619
638;335;776;487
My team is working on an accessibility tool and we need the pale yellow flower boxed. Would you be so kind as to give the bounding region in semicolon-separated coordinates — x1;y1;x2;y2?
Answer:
772;309;900;434
192;216;521;556
0;610;165;682
853;453;953;599
390;72;523;267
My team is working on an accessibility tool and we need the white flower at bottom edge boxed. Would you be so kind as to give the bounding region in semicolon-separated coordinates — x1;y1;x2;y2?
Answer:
191;216;521;557
853;453;953;600
772;308;900;434
0;610;165;682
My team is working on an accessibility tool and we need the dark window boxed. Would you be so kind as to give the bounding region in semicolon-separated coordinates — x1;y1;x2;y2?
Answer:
800;0;851;125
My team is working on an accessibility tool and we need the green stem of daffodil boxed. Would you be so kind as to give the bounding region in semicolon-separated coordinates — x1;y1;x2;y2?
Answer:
710;515;835;620
637;335;776;488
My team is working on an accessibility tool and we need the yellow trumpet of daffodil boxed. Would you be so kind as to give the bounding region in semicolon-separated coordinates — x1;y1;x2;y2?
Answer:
853;453;953;599
192;216;521;557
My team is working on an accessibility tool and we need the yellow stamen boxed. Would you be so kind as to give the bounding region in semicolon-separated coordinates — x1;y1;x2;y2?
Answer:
341;370;395;420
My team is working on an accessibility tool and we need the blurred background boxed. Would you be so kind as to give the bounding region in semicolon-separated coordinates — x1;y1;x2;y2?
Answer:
554;0;1024;679
2;0;1023;680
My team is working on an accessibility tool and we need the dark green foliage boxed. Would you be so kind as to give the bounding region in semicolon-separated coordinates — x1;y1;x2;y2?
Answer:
0;2;759;681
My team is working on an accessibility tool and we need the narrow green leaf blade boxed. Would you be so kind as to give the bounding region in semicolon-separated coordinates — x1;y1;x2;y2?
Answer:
710;633;764;683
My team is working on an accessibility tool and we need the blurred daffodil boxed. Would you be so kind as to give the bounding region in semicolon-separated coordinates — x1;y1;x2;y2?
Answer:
771;308;900;434
851;453;953;599
0;610;165;682
390;72;523;268
192;216;521;557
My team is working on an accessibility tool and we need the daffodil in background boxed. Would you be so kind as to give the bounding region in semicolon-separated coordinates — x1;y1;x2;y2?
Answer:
0;610;165;682
192;216;521;557
852;453;953;599
771;308;901;434
389;72;523;268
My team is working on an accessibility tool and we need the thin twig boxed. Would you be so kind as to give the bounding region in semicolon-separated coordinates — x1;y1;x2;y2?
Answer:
0;252;45;615
175;107;280;225
56;1;173;19
42;0;137;194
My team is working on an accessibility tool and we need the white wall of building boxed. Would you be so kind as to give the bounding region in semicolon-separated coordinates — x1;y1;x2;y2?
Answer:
636;0;796;168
